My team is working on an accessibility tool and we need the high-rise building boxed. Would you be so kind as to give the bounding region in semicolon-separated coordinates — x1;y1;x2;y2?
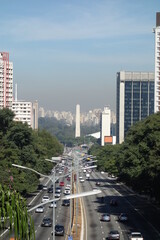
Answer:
153;12;160;113
0;52;13;109
116;71;154;144
39;107;45;118
100;106;111;146
75;104;80;138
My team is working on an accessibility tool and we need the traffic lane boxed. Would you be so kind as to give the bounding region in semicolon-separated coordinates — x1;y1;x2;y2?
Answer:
80;181;105;240
93;171;160;240
85;175;127;240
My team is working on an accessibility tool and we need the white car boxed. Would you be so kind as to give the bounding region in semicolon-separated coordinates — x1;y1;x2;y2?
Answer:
35;206;44;213
55;192;61;198
130;232;143;240
80;178;85;182
79;176;83;179
101;171;104;174
41;195;49;202
49;202;57;208
66;184;71;188
83;169;86;173
43;185;48;190
64;189;70;195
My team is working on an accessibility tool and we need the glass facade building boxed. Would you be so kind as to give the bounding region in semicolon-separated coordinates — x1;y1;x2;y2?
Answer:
116;71;154;144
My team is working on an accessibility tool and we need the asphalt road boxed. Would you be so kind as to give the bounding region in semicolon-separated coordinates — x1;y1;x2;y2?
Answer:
1;171;71;240
79;170;160;240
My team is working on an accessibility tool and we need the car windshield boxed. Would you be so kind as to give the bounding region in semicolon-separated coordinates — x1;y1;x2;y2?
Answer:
132;233;142;237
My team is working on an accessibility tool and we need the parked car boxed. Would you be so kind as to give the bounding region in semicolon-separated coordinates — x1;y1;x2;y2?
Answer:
55;225;64;236
35;206;44;213
108;230;120;240
118;213;128;222
41;195;49;203
41;217;52;227
80;178;85;182
101;213;110;222
62;199;70;206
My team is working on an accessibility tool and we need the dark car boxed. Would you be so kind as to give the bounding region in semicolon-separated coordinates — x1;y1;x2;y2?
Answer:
41;217;52;227
48;187;53;193
110;199;118;206
118;213;128;222
96;182;101;186
55;224;64;236
62;199;70;206
108;230;120;240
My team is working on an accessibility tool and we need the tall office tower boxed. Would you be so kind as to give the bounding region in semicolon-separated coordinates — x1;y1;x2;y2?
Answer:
153;13;160;112
0;52;13;109
116;71;154;144
75;104;80;138
100;106;111;146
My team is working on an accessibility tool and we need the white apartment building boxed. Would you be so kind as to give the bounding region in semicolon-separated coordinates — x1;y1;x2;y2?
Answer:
12;101;33;127
0;52;13;109
100;106;111;146
154;12;160;112
12;100;38;130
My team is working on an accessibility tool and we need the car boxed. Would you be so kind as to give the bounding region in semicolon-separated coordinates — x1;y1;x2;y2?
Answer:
55;187;61;193
79;176;83;179
59;181;64;187
80;178;85;182
35;206;44;213
101;171;104;174
108;230;120;240
118;213;128;222
110;199;118;206
67;176;70;181
55;179;59;183
49;201;57;208
83;169;86;173
37;184;43;190
48;187;53;193
62;199;70;206
130;232;143;240
41;217;52;227
59;171;62;174
41;195;49;203
96;182;101;186
66;184;71;189
42;185;47;190
55;224;64;236
55;191;61;198
101;213;110;222
64;189;70;195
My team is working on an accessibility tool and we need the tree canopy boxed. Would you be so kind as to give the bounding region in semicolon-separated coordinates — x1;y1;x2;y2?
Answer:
89;112;160;202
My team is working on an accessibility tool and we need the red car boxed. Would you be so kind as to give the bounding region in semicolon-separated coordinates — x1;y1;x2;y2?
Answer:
67;177;70;181
59;181;64;187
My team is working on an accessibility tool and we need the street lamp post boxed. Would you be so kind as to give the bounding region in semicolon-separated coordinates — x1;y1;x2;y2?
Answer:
12;163;58;240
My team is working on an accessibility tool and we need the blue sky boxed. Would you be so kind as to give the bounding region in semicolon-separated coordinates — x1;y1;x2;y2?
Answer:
0;0;159;112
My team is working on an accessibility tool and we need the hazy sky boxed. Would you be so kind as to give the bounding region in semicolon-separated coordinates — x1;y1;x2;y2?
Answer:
1;1;159;112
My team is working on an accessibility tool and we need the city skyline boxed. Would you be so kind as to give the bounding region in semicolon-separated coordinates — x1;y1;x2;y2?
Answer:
0;1;160;112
